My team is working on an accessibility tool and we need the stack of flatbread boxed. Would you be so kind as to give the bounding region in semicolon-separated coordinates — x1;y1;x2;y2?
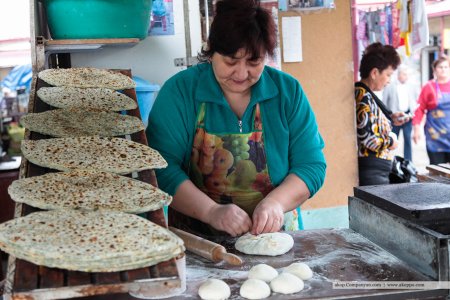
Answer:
21;136;167;175
37;87;137;111
8;169;172;213
0;67;183;273
38;67;136;90
0;210;184;272
20;109;145;137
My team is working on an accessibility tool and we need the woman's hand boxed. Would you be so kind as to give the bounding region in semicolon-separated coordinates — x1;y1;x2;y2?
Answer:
251;197;284;235
172;181;251;237
206;204;252;237
388;131;398;150
391;111;411;126
412;124;422;144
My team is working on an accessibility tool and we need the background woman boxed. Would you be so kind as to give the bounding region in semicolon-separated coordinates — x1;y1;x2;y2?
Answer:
355;42;409;186
147;0;326;237
412;56;450;164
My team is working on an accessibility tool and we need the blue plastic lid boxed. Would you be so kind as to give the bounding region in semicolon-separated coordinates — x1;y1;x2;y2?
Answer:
133;76;160;92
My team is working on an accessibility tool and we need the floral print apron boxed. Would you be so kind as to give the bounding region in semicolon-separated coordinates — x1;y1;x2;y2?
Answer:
425;82;450;152
168;103;299;236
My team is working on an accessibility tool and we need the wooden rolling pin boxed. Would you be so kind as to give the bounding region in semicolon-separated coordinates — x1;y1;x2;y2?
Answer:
169;227;243;266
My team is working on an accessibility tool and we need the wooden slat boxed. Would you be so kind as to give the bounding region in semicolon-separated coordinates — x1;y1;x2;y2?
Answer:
149;258;179;279
13;260;38;292
67;271;92;286
0;251;5;280
147;210;167;229
438;163;450;170
94;272;122;285
426;165;450;178
38;266;64;288
125;268;151;281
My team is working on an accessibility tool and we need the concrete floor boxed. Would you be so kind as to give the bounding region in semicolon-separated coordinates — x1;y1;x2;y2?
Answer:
392;129;429;174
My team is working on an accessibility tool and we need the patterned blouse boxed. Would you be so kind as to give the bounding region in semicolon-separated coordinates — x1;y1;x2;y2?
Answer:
355;82;394;160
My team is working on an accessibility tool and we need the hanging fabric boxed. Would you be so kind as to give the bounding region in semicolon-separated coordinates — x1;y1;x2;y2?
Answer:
411;0;429;51
356;10;368;45
398;0;412;55
385;5;393;45
379;8;389;45
392;3;401;48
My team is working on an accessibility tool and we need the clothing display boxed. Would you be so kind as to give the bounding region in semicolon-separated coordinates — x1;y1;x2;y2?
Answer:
355;0;428;56
398;0;412;55
411;0;429;51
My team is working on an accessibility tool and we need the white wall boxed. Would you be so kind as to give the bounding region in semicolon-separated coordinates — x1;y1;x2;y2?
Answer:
0;0;30;40
70;0;202;87
0;0;31;67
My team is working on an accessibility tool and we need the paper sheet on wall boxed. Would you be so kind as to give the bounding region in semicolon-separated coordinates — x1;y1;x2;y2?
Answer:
282;16;302;62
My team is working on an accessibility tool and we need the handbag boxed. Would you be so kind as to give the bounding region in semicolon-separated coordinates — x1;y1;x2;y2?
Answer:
389;156;418;184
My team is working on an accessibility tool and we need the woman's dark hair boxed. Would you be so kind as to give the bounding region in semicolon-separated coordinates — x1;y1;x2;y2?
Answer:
359;42;400;79
198;0;277;62
432;55;449;70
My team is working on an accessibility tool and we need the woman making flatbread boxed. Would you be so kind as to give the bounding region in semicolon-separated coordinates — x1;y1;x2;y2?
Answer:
147;0;326;237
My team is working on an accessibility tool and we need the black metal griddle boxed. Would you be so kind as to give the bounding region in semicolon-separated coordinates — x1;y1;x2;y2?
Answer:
350;182;450;286
354;183;450;225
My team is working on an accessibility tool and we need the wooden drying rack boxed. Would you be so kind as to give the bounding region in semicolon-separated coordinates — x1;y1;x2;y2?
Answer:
418;163;450;184
2;70;183;300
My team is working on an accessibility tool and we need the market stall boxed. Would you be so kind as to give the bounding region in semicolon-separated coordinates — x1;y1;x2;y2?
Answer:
0;63;449;300
1;1;449;299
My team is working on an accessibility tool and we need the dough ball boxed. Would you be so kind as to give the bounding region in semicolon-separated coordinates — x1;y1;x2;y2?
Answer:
240;278;271;299
270;272;304;294
248;264;278;282
198;278;231;300
235;232;294;256
284;262;313;280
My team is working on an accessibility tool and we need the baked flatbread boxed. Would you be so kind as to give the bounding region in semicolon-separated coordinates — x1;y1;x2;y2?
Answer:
37;87;137;111
8;169;172;213
21;136;167;175
38;68;136;90
20;109;145;137
0;210;184;272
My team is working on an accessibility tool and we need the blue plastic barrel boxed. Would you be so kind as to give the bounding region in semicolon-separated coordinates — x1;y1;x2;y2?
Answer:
133;76;160;128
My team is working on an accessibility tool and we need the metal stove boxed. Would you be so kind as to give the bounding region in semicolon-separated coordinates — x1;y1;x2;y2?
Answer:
349;182;450;282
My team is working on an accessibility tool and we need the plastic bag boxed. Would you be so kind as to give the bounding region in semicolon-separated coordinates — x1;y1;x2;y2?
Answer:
389;156;418;184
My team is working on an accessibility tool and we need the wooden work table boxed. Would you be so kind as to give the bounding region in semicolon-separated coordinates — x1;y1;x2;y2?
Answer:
167;228;446;300
2;228;447;299
6;228;443;299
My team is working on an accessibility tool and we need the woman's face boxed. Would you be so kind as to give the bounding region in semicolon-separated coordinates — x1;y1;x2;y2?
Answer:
434;60;450;81
211;49;265;96
371;66;395;91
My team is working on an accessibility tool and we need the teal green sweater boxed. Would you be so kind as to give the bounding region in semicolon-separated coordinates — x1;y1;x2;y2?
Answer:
147;63;326;197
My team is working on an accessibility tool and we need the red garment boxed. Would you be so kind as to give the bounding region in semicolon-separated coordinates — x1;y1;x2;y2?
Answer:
391;6;401;48
413;80;450;125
